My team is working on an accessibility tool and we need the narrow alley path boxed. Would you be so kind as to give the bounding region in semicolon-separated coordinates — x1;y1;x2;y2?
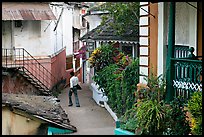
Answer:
58;83;115;135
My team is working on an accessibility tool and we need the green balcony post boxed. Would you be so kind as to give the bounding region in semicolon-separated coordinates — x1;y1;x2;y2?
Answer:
166;2;175;103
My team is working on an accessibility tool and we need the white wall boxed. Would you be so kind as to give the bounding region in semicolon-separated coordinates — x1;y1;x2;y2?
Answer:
83;15;102;31
2;3;73;58
157;2;198;77
157;2;165;77
50;4;73;57
12;20;50;57
157;2;197;75
73;7;81;29
177;3;198;48
61;5;73;56
175;2;197;52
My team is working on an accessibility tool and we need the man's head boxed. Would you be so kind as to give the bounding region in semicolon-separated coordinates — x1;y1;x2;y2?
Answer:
70;71;74;76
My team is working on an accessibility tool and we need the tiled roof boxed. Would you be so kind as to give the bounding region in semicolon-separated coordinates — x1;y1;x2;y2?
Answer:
80;18;139;43
2;93;77;132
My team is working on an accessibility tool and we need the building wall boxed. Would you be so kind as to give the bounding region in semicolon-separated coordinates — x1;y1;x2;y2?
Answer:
1;3;73;61
2;3;74;89
148;3;158;76
140;2;199;81
51;48;68;86
59;4;73;57
175;2;197;51
2;21;12;49
2;70;40;95
83;15;102;31
73;7;82;30
139;2;150;84
2;107;42;135
197;2;202;56
2;2;84;90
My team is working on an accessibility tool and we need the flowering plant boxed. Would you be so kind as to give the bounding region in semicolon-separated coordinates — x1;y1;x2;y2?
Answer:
75;45;87;60
88;43;118;72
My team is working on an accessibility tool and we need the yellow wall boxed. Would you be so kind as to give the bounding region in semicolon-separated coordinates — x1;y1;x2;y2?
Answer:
2;107;42;135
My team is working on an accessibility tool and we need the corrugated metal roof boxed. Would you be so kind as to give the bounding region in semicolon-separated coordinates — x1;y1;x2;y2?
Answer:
2;2;56;20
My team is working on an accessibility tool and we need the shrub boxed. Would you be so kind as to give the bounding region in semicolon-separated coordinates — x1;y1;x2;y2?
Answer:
120;107;138;133
164;96;191;135
93;52;139;117
121;58;139;113
120;73;168;135
136;99;168;135
188;91;202;135
93;64;122;114
88;43;118;72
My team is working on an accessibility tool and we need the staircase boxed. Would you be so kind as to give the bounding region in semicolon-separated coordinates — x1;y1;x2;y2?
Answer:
2;48;57;95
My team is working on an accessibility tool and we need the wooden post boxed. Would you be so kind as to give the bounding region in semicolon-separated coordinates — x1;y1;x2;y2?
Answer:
166;2;175;103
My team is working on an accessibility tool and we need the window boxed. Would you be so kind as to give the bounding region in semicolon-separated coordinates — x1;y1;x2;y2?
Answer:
122;46;132;56
15;21;22;27
66;56;73;70
120;43;133;56
120;43;138;58
75;57;80;70
82;18;86;27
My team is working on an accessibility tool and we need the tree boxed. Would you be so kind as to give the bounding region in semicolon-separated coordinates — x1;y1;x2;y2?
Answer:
98;2;140;35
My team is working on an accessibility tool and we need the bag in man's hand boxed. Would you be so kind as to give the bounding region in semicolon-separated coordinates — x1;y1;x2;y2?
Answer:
76;84;82;90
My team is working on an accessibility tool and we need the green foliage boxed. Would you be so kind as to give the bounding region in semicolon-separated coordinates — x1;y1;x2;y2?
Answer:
120;107;138;133
136;99;168;135
119;74;192;135
93;64;120;95
134;73;168;135
188;91;202;119
88;43;118;72
93;64;122;115
98;2;140;35
120;71;168;135
164;96;191;135
134;71;166;104
92;50;139;117
188;91;202;135
121;58;139;113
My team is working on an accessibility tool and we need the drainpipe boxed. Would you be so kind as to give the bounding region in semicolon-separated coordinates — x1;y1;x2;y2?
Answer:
11;21;15;61
166;2;175;103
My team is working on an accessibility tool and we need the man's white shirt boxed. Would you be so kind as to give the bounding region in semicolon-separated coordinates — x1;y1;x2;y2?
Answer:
70;76;79;88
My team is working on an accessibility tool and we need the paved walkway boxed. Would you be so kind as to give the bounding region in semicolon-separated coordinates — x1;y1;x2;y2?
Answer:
58;83;115;135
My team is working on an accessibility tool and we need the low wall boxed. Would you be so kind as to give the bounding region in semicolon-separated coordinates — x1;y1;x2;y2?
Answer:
89;82;135;135
90;83;107;106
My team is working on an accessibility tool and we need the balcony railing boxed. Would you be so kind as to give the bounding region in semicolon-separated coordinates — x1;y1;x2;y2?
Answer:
2;48;57;92
171;58;202;100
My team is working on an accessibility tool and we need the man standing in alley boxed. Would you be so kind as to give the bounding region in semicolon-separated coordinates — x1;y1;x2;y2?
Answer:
68;71;80;107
